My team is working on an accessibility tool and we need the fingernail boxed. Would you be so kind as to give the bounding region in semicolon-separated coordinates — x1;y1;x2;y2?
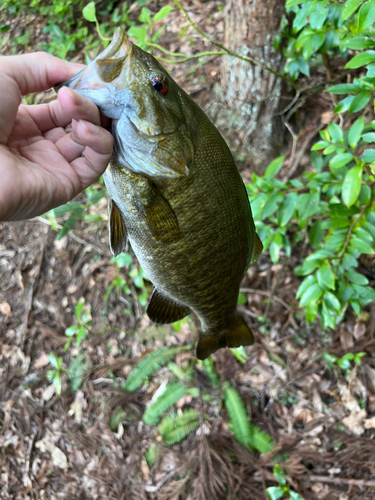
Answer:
79;120;100;135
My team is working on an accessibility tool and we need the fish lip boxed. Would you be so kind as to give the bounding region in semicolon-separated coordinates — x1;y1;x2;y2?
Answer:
128;118;177;141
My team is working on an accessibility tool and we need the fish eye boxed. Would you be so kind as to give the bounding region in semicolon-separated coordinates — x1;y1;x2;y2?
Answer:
151;77;168;95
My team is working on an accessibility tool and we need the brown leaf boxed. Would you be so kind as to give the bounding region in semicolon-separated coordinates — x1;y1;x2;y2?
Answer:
0;302;11;317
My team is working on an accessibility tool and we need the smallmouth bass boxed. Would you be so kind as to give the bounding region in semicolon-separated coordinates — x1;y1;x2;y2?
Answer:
57;28;263;359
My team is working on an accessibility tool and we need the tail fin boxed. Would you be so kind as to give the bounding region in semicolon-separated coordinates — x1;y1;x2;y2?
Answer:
196;315;254;360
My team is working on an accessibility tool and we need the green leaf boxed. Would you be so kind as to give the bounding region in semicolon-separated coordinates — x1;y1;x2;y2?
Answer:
65;325;79;337
262;193;284;219
269;233;283;264
238;292;247;305
224;384;251;448
266;486;285;500
265;155;285;178
346;36;375;49
278;192;297;227
127;25;147;44
139;7;151;23
328;123;344;144
342;0;363;20
359;184;372;203
249;423;274;453
75;299;85;321
334;96;356;114
311;140;329;150
297;275;317;299
346;268;369;285
323;291;341;312
152;5;174;22
361;149;375;162
289;491;306;500
159;410;199;445
300;283;323;307
309;220;324;249
143;383;187;425
124;347;188;391
327;83;359;94
286;0;309;6
349;93;371;113
112;253;133;267
273;465;286;485
310;2;328;29
342;167;362;207
49;353;59;369
317;263;335;290
145;443;161;468
345;51;375;69
348;116;364;149
329;153;354;169
358;0;375;31
82;1;96;22
296;192;320;221
362;132;375;143
349;235;374;254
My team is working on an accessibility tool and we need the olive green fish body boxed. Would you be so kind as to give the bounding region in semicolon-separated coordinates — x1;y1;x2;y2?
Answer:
57;28;262;359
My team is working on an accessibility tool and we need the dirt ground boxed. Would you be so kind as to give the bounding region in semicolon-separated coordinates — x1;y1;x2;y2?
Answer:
1;1;375;499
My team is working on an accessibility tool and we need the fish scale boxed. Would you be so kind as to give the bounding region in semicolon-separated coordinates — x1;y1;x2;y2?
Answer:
56;27;263;359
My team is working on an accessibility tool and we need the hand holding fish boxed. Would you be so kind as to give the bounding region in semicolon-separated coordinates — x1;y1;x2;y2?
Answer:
0;52;113;221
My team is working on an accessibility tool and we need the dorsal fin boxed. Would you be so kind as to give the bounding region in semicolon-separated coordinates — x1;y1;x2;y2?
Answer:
147;289;191;324
108;199;127;256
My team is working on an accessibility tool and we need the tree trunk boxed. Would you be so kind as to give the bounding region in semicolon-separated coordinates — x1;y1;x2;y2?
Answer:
209;0;286;170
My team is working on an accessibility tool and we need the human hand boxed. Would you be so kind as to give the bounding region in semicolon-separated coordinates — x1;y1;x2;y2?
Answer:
0;52;114;221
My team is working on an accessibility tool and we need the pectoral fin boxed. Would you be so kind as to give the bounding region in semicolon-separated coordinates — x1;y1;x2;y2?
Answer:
196;315;254;360
108;199;127;256
141;184;180;243
147;288;191;324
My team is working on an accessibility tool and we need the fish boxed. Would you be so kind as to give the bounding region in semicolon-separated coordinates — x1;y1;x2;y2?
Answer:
56;27;263;360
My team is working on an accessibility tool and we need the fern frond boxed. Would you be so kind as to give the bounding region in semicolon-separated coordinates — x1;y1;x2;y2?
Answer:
223;383;251;448
159;410;199;445
124;346;188;392
145;443;162;468
143;383;187;425
224;383;274;453
249;423;274;454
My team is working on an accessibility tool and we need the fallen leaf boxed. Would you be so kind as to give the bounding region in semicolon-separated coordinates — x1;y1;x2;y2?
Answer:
34;352;50;369
342;408;366;435
0;302;11;317
364;416;375;429
35;436;68;470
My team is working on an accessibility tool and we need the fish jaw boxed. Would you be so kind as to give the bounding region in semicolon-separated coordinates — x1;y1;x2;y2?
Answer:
54;28;133;120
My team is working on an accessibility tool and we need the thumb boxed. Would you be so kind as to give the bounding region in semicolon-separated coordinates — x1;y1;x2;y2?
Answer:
0;52;85;144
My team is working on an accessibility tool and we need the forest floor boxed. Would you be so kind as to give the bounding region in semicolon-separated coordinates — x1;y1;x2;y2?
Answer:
1;1;375;500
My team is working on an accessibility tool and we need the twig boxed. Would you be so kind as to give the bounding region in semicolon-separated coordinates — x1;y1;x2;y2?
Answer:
171;0;299;91
240;288;291;310
307;476;375;487
23;427;38;487
34;216;111;256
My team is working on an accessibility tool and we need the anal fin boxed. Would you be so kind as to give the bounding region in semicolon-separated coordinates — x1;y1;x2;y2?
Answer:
196;315;254;360
108;199;127;256
147;288;191;324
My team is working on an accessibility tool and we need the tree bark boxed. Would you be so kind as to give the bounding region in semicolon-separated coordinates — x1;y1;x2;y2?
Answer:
209;0;286;170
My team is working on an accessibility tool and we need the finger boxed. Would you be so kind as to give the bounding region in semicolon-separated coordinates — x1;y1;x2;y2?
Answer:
27;87;102;134
0;53;84;143
69;119;114;188
54;118;113;164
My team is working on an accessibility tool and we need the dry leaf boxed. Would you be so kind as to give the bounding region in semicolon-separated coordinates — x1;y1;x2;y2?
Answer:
35;436;68;470
321;111;334;124
364;416;375;429
342;408;366;435
0;302;11;317
34;352;50;369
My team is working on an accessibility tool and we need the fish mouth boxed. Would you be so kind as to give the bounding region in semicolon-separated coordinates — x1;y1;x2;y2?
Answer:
129;119;177;142
54;28;132;93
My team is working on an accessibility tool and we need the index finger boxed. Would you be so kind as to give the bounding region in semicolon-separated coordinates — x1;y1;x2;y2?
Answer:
0;52;84;143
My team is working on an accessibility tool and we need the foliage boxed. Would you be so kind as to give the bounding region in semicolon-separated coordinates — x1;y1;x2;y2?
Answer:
224;383;274;453
64;299;92;351
248;0;375;330
46;353;66;396
267;465;305;500
158;410;200;445
323;350;366;379
67;353;90;392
